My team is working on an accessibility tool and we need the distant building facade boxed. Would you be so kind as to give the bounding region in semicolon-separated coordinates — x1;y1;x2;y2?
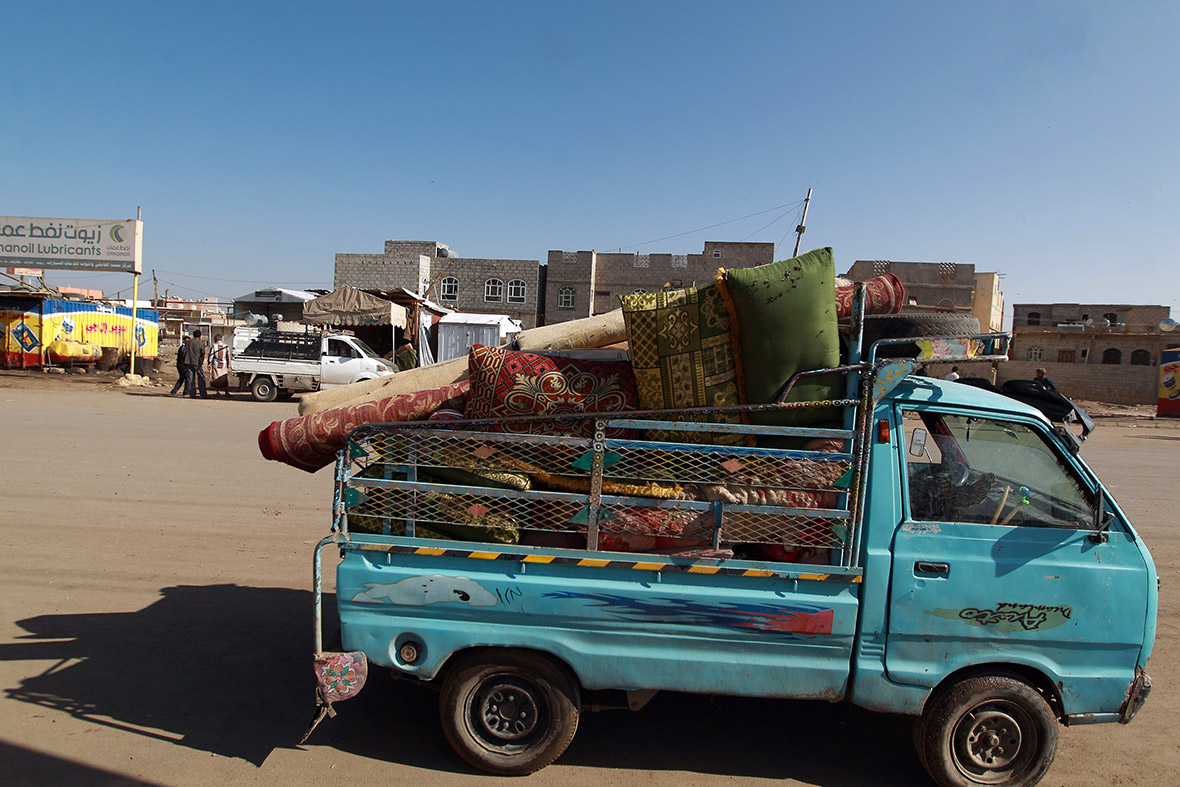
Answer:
543;242;775;325
335;240;779;328
1001;303;1176;404
842;260;1005;332
334;241;542;328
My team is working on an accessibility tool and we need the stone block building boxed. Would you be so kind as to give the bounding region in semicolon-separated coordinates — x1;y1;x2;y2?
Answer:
999;303;1177;404
335;240;542;328
543;241;775;325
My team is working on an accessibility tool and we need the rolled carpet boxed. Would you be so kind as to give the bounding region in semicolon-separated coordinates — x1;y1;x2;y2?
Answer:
260;380;470;473
297;309;628;415
297;355;468;415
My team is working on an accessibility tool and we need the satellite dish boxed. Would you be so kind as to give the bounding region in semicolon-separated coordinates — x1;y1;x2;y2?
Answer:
1161;318;1178;333
1098;318;1111;328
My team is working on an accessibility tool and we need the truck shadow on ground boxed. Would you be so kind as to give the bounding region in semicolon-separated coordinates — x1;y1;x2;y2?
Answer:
4;584;928;784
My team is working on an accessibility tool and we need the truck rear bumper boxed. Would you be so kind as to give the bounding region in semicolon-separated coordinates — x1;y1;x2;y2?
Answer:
1118;668;1152;725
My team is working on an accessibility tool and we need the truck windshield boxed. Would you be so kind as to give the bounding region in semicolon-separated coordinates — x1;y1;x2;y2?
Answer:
349;339;380;359
903;410;1095;529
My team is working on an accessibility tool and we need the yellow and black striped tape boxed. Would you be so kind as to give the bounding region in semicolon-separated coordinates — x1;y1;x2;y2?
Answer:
355;542;862;582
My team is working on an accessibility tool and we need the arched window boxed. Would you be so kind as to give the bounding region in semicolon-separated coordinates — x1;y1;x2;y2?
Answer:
1026;312;1041;326
557;286;575;310
484;278;503;302
507;280;526;304
440;277;458;301
1102;348;1122;364
1027;346;1044;361
1131;349;1152;365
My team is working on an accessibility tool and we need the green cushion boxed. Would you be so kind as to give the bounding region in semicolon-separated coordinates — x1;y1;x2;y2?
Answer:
619;283;747;445
719;247;841;426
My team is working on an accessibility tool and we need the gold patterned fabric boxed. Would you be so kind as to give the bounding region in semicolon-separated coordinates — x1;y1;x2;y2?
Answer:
619;283;747;445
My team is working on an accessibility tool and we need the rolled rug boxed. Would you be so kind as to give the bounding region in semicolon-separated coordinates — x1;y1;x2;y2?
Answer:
511;309;626;352
298;355;468;415
834;273;905;318
298;309;628;415
260;380;470;473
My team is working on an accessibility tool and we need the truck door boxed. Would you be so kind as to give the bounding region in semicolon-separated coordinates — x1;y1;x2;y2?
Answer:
321;337;366;387
885;408;1149;713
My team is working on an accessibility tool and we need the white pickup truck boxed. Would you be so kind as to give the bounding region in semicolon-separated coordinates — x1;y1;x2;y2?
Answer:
230;328;395;402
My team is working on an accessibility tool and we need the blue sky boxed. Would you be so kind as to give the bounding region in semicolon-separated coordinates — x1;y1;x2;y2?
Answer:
3;1;1177;323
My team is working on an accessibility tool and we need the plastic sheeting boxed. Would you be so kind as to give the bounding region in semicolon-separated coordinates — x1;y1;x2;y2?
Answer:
303;287;407;329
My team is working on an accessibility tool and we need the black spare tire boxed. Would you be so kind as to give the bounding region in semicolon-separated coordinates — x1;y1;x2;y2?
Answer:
862;313;981;359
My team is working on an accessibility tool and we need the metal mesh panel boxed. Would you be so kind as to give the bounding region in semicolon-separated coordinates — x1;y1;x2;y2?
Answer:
340;417;859;558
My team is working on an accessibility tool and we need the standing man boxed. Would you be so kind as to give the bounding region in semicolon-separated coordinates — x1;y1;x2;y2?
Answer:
183;329;209;398
1034;368;1057;391
944;366;961;382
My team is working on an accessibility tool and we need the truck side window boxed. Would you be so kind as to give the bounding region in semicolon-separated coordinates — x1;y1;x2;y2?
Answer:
902;410;1095;529
327;339;356;359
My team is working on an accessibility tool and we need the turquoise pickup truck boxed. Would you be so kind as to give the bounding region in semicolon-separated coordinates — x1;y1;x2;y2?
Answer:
304;316;1155;787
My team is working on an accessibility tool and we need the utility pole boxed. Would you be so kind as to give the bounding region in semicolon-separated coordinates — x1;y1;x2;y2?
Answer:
152;269;159;306
793;188;813;257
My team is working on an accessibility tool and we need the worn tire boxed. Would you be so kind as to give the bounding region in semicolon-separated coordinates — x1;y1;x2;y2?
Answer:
862;314;981;358
250;376;278;402
440;650;580;776
917;673;1057;787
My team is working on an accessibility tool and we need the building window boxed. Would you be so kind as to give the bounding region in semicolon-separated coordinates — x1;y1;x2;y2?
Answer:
1027;346;1044;361
872;261;891;275
507;279;526;304
938;262;957;281
1058;349;1075;363
484;278;503;302
712;250;722;259
1131;349;1152;365
557;286;575;310
1026;312;1041;326
1104;312;1119;325
1102;348;1122;364
440;277;458;301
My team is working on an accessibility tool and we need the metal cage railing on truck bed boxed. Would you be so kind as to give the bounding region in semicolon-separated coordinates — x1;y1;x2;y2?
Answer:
337;398;865;568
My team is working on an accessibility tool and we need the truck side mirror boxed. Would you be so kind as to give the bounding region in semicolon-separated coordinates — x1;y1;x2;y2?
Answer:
908;428;928;457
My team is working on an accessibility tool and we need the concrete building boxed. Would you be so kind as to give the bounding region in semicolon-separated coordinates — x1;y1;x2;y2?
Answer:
335;241;542;328
1000;303;1177;404
842;260;1005;332
543;241;775;325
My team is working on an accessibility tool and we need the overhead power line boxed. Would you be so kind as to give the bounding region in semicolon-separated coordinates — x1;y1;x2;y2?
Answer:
613;200;807;252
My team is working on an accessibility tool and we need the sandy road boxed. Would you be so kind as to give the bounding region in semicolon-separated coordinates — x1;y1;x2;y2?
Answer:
1;374;1177;786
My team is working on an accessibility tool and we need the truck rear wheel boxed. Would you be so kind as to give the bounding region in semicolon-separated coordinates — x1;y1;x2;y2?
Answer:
250;377;278;402
917;673;1057;786
440;649;580;775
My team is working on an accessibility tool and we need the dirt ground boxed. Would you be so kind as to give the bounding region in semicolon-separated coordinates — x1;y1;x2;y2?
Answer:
1;369;1177;787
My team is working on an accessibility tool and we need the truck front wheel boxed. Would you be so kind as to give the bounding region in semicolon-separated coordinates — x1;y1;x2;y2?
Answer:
917;673;1057;787
250;377;278;402
440;649;580;776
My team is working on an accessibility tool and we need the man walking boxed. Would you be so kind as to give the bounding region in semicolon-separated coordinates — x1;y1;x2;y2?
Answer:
170;333;192;396
183;329;209;398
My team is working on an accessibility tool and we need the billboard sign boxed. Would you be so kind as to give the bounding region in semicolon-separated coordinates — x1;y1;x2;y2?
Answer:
1159;348;1180;418
0;216;142;273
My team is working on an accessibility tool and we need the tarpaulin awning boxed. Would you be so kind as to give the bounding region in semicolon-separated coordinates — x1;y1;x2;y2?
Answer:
303;286;407;328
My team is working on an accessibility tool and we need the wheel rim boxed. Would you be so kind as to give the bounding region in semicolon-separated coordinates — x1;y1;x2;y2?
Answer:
467;674;547;753
952;701;1036;783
